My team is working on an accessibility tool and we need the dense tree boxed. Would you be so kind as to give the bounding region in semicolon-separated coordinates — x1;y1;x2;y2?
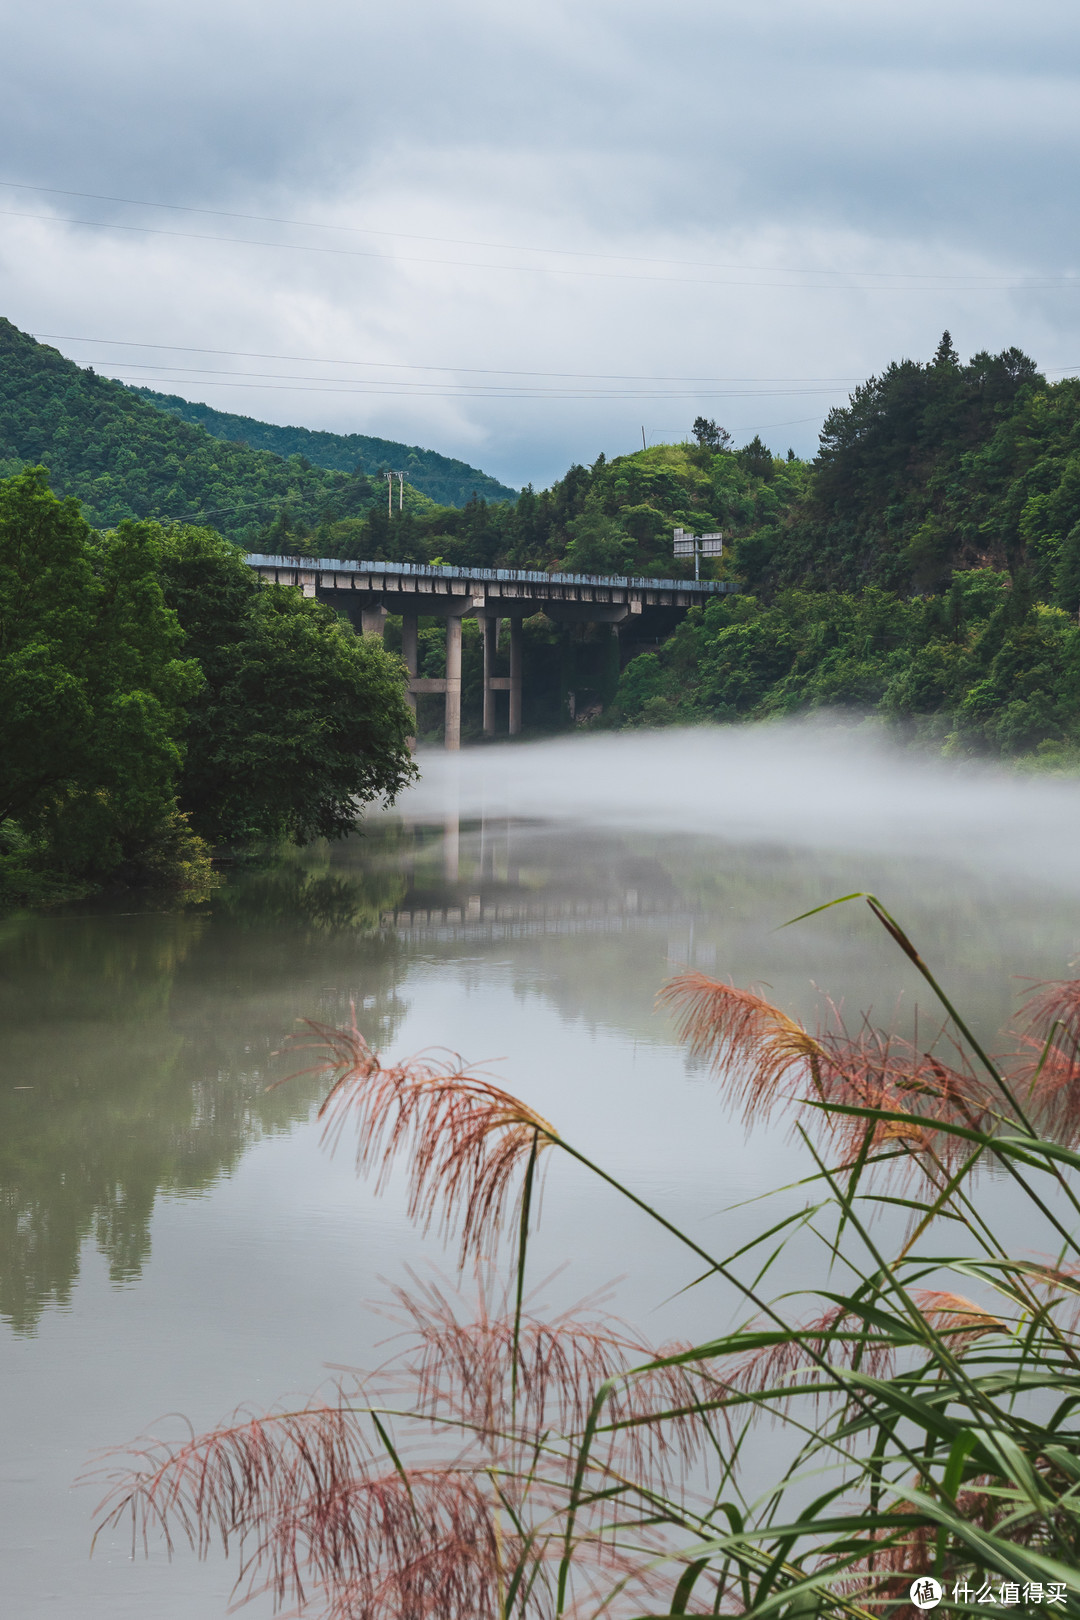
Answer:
130;389;519;505
691;416;732;452
16;311;1080;772
0;476;417;904
611;571;1080;761
157;525;417;844
0;319;395;543
751;339;1047;593
0;468;202;892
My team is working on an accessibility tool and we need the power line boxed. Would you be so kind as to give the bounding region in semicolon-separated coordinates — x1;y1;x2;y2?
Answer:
106;362;842;400
0;178;1059;283
104;373;841;402
6;205;1078;293
34;331;1080;383
33;332;865;384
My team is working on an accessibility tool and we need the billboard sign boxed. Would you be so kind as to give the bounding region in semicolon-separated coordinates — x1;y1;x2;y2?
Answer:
673;527;723;556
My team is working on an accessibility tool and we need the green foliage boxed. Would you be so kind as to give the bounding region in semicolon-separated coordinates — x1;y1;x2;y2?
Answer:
763;339;1050;593
130;388;520;506
0;472;416;905
614;570;1080;758
303;439;807;584
19;309;1080;761
156;525;418;844
0;467;204;897
0;316;804;586
0;319;386;544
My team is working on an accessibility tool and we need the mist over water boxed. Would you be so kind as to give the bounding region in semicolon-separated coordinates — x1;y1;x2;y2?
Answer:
5;724;1080;1618
401;721;1080;895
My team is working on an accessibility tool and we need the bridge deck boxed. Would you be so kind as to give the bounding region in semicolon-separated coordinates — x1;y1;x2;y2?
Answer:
245;553;731;599
244;553;731;748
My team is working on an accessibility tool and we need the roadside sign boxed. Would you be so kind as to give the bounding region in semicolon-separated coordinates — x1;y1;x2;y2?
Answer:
672;527;723;558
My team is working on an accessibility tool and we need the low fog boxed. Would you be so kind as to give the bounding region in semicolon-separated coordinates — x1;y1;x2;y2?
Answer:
397;721;1080;895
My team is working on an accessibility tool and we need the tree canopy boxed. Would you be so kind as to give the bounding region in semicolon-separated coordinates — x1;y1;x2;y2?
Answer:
0;467;201;890
157;524;417;845
131;389;519;506
0;474;416;904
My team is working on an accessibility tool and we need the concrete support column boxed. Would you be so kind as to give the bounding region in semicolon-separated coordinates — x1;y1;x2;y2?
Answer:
445;614;462;751
601;621;621;707
361;604;387;638
509;617;523;736
401;610;418;749
481;616;496;736
401;612;418;679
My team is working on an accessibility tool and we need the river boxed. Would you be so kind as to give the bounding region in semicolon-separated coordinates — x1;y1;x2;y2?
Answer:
3;724;1080;1616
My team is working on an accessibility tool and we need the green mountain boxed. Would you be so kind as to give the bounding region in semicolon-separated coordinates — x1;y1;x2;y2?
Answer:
0;318;396;541
0;319;510;544
129;389;519;507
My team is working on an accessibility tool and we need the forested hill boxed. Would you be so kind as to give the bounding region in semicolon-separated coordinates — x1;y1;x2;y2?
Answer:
278;336;1080;601
6;310;1080;607
130;389;518;506
745;335;1071;598
0;318;409;541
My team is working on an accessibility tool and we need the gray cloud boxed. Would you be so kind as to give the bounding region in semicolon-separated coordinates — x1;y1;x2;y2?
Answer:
2;0;1079;485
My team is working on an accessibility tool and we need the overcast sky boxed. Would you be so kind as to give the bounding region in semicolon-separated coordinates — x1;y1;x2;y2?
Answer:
2;0;1079;488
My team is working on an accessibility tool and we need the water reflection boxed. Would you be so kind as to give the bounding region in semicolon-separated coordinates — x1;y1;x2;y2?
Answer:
0;855;410;1334
4;801;1080;1338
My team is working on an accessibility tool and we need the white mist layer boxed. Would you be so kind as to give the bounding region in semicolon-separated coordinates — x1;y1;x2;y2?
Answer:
395;722;1080;893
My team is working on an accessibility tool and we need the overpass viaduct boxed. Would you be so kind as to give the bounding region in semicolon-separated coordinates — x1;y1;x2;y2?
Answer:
245;553;734;748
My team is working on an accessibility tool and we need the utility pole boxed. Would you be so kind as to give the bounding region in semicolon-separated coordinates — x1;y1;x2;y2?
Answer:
641;426;647;452
386;469;408;511
385;470;405;514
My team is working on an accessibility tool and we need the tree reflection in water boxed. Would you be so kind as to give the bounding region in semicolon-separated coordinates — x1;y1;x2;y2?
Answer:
0;853;409;1334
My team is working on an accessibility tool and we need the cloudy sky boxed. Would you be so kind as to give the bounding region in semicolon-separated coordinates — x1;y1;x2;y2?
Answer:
2;0;1079;488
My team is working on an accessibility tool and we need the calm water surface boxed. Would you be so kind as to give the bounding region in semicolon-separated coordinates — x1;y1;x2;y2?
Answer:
4;728;1080;1616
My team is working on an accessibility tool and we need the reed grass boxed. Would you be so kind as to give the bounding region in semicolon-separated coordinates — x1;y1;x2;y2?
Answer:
95;895;1080;1617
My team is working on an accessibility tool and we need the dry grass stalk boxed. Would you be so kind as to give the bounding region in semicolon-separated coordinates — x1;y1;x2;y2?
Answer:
730;1290;1003;1405
662;972;1008;1177
295;1015;558;1262
96;941;1080;1618
658;972;822;1122
376;1274;733;1491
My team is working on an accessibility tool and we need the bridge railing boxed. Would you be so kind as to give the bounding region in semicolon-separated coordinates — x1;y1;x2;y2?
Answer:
244;552;733;595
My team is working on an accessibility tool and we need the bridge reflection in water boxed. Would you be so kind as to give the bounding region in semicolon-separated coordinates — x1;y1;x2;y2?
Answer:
372;810;703;966
246;554;734;748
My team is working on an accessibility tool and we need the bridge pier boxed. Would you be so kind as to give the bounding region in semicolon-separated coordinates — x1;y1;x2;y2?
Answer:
509;618;523;736
246;555;734;751
401;611;418;751
445;614;462;751
481;616;496;737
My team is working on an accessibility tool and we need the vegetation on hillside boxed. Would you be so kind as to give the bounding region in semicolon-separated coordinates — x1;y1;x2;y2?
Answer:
11;309;1080;774
98;899;1080;1617
0;319;420;543
604;337;1080;761
612;571;1080;760
132;388;519;506
299;432;802;579
0;469;416;907
743;334;1061;596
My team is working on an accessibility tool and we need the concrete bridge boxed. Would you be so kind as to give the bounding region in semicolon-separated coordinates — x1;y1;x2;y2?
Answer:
246;553;734;748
